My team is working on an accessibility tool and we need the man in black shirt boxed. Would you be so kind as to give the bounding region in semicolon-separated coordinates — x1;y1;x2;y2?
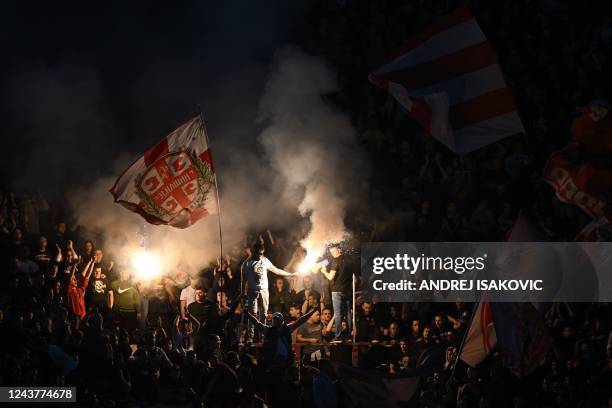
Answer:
319;245;353;339
86;263;113;311
93;249;114;280
187;287;213;325
33;235;56;275
269;277;294;316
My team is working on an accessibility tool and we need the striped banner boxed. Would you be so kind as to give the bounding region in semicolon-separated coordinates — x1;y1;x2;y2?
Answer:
370;6;524;154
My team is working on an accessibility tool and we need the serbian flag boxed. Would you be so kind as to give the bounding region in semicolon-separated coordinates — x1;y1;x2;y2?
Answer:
110;114;217;228
543;103;612;219
369;6;524;154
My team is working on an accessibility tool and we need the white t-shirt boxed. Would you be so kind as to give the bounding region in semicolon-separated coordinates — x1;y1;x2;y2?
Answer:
243;257;273;291
180;285;196;307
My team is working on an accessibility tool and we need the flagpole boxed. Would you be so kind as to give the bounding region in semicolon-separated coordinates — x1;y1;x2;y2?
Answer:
449;299;479;381
197;110;223;263
352;274;356;344
450;263;486;380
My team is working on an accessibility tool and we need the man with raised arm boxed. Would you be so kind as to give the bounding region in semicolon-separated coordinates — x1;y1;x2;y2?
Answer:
241;243;295;342
66;256;95;328
246;307;317;368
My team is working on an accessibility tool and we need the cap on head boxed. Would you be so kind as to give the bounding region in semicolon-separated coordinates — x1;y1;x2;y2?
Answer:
272;312;284;323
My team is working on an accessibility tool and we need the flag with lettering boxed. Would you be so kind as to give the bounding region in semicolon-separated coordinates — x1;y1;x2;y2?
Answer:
110;115;217;228
369;6;524;154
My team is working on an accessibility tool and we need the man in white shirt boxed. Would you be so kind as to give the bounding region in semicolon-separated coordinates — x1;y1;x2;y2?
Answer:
180;276;199;319
242;243;294;342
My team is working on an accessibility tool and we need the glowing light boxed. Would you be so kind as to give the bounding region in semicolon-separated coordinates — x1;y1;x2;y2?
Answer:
131;250;162;281
297;249;324;274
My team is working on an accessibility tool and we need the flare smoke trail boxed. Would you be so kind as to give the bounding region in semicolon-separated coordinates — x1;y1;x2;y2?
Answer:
258;47;367;269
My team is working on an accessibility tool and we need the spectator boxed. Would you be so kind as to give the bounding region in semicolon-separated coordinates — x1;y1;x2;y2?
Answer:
179;275;199;319
242;243;294;342
302;290;321;315
247;308;316;368
269;276;294;315
173;316;197;354
111;269;141;332
356;301;381;342
187;286;212;325
319;244;354;339
297;309;325;362
321;307;334;340
86;257;113;311
287;303;302;323
66;257;94;327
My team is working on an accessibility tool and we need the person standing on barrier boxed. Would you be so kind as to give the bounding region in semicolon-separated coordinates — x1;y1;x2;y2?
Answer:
241;243;295;342
319;244;354;340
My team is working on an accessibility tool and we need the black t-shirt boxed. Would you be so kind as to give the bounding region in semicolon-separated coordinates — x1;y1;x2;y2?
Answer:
58;261;77;285
87;276;111;308
33;248;52;273
330;255;352;294
188;300;213;325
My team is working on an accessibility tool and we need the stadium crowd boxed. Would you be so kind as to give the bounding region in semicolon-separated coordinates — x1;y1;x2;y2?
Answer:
1;0;612;407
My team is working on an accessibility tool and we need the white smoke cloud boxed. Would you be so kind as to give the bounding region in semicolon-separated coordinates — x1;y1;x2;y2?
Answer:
258;47;366;268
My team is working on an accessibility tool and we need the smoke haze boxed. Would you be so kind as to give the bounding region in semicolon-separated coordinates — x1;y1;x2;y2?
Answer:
2;3;367;276
258;47;367;265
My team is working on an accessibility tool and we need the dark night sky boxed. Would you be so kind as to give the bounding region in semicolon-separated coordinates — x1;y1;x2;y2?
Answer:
0;0;310;192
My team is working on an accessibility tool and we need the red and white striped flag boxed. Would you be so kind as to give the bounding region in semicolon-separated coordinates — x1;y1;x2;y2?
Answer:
110;115;218;228
369;6;524;154
460;299;497;367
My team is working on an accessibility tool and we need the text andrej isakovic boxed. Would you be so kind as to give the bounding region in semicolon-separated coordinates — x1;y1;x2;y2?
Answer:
370;254;543;292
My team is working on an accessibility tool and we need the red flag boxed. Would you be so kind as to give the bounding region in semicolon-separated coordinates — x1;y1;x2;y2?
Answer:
543;105;612;219
369;6;524;154
110;115;217;228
